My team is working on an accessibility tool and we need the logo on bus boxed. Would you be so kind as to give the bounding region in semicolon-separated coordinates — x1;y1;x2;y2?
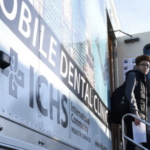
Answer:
1;48;24;98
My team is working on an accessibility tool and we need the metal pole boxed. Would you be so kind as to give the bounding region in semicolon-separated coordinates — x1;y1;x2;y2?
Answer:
122;118;125;150
108;30;132;38
122;113;150;150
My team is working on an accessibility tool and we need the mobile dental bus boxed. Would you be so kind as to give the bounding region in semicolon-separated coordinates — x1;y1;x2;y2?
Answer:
0;0;121;150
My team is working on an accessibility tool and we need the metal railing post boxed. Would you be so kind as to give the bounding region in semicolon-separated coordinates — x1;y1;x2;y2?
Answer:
122;113;150;150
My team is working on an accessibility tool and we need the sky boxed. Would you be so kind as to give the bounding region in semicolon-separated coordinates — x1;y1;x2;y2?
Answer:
113;0;150;35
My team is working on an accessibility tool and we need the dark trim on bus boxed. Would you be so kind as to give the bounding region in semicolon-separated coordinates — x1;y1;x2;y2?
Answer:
143;44;150;54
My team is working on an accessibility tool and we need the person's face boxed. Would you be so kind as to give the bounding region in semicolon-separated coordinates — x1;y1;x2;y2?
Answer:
136;60;150;75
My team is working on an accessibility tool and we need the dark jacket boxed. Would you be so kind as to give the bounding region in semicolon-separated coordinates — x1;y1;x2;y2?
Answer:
125;69;148;120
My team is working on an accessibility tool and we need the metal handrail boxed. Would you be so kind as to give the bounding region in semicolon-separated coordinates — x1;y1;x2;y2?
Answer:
122;113;150;150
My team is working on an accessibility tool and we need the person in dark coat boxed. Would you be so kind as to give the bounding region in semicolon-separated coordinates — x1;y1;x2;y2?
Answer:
125;55;150;150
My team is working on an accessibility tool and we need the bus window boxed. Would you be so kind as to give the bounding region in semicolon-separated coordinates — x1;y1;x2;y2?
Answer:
144;44;150;55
